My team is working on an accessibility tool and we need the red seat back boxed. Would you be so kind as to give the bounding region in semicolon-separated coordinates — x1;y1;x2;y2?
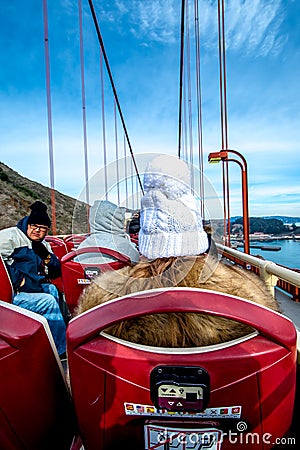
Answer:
63;234;88;252
0;254;13;303
45;236;69;292
129;233;138;246
67;288;297;450
0;301;76;450
61;247;131;314
45;235;68;260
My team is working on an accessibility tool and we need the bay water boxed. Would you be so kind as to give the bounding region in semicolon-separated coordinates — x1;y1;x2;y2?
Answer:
248;239;300;270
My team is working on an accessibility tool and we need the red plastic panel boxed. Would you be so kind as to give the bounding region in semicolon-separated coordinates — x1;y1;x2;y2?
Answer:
45;235;68;260
61;247;131;314
129;232;139;245
0;255;13;303
45;236;69;292
68;288;296;351
61;246;132;264
63;234;88;252
0;301;76;450
67;288;297;450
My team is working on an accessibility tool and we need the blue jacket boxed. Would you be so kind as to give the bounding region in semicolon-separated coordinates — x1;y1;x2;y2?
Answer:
0;216;61;293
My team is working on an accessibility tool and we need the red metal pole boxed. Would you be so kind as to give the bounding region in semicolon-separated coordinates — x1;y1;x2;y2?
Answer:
208;150;250;254
227;151;250;254
241;163;250;254
42;0;57;235
222;162;228;246
225;160;231;247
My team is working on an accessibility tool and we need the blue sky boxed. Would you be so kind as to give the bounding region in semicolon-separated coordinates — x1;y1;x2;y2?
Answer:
1;0;300;219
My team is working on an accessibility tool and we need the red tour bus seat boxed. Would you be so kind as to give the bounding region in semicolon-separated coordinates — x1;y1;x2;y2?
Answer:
0;254;13;303
0;300;76;450
45;235;69;293
61;246;132;314
67;288;297;450
129;232;139;246
45;235;68;260
63;234;88;252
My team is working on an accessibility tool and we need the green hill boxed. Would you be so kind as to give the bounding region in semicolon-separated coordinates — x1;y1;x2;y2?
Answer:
0;162;88;235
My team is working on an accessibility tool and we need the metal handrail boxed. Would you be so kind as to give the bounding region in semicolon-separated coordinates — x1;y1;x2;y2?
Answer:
216;243;300;289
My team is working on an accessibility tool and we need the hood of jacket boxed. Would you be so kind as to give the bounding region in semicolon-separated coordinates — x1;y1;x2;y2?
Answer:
89;200;127;236
16;216;30;236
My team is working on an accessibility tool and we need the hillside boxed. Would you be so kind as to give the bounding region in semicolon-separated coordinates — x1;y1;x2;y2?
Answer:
1;161;299;237
231;215;300;224
0;162;88;235
262;216;300;224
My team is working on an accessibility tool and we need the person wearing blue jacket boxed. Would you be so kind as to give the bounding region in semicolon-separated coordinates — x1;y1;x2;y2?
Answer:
0;201;66;356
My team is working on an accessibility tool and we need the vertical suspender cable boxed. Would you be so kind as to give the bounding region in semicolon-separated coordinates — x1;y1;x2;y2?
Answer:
194;0;205;217
182;67;188;161
123;135;128;208
178;0;186;158
217;0;230;245
185;0;194;191
218;0;225;151
42;0;56;235
78;0;90;230
114;100;120;205
130;157;135;210
87;0;143;194
99;51;108;200
221;0;228;149
135;175;139;211
217;0;227;242
221;0;231;243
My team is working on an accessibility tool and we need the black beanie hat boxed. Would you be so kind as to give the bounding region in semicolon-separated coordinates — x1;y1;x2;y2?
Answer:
28;201;51;227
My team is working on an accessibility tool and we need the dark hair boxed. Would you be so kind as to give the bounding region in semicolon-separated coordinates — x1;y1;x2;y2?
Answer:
128;216;140;234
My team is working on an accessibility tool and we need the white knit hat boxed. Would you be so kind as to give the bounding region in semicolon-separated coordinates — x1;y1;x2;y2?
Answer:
138;155;209;259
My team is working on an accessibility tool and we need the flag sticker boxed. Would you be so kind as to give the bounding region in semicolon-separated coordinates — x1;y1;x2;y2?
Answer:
124;403;242;419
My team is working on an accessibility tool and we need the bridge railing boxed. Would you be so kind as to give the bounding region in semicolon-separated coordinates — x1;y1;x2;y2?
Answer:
216;243;300;302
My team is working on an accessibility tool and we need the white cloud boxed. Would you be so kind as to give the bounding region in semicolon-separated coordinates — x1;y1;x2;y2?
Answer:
126;0;179;44
90;0;287;56
201;0;286;57
61;0;75;15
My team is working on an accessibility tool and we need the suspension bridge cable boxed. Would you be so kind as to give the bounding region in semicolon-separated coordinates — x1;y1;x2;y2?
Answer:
123;135;128;208
178;0;186;158
114;100;120;205
217;0;225;149
185;3;192;156
217;0;229;151
185;0;194;191
78;0;90;230
130;157;135;210
217;0;228;239
182;67;188;161
194;0;205;217
222;0;230;243
42;0;57;235
87;0;143;194
221;0;228;149
99;51;108;200
220;0;231;241
217;0;230;244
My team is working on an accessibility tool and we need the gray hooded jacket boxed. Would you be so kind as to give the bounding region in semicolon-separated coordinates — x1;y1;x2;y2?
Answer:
76;200;140;264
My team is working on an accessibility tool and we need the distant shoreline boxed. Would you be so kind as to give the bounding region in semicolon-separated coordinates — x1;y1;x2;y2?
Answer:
231;235;300;242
